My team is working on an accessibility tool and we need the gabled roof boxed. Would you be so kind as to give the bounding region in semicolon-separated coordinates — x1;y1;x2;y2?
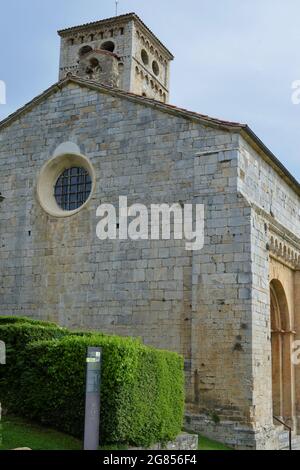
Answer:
0;75;299;196
58;12;174;60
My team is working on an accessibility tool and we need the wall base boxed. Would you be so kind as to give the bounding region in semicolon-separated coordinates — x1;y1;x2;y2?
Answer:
185;412;281;450
130;433;198;451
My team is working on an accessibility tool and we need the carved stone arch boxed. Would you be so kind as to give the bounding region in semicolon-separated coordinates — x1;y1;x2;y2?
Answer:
270;284;281;331
270;279;290;331
270;279;294;424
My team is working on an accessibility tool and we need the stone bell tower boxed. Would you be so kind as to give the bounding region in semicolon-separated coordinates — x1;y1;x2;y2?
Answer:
58;13;174;103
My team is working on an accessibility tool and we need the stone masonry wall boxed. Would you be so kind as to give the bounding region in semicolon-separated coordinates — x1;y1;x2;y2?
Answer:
2;82;298;449
0;83;255;435
185;141;258;448
237;135;300;448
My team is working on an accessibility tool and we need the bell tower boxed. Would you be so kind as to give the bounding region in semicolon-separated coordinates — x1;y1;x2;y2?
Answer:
58;13;174;103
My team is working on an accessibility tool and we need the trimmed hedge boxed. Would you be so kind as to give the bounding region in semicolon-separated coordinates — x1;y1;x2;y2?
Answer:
0;316;58;327
20;335;184;446
0;323;69;410
0;320;185;446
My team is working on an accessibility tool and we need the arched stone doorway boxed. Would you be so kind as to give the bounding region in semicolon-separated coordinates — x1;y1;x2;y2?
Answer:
270;279;294;425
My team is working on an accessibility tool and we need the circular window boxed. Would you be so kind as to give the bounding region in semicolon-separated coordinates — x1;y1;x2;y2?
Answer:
141;49;149;65
54;167;92;211
101;41;115;52
37;153;95;218
152;61;159;76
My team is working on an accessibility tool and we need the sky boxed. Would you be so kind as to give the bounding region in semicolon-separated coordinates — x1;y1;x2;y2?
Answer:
1;0;300;179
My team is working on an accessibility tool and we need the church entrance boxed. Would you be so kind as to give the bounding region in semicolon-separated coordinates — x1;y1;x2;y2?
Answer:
270;279;294;426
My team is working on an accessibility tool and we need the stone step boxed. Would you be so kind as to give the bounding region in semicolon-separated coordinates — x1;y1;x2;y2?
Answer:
279;434;300;451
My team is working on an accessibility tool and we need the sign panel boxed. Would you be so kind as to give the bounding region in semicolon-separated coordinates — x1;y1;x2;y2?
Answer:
84;347;102;450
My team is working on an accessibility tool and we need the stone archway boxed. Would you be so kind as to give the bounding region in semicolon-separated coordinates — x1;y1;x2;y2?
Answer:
270;279;294;424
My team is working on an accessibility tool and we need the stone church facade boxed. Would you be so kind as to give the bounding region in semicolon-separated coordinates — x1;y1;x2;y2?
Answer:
1;13;300;450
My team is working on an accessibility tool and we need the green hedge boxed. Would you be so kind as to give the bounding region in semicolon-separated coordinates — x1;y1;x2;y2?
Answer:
0;316;57;327
0;320;185;447
0;323;69;410
20;335;184;446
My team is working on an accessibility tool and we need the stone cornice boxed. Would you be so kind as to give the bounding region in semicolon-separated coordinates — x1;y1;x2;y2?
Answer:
269;233;300;270
58;13;175;60
251;203;300;270
252;203;300;249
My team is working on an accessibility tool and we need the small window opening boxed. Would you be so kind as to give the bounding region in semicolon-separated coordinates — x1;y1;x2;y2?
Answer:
90;58;100;69
152;61;160;76
141;49;149;66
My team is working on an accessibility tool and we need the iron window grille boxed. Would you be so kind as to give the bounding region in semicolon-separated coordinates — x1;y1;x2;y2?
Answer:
54;167;92;211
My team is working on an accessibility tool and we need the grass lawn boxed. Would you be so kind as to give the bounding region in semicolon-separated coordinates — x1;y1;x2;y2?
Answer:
0;415;231;451
0;415;82;450
198;435;232;451
0;415;127;451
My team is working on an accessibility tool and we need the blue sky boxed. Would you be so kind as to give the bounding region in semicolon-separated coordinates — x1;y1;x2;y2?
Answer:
1;0;300;179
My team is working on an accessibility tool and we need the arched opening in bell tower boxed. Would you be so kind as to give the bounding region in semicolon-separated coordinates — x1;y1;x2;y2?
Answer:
79;45;93;57
101;41;115;53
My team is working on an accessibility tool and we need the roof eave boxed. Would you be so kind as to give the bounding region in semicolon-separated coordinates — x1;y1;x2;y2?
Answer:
58;13;174;60
241;126;300;196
